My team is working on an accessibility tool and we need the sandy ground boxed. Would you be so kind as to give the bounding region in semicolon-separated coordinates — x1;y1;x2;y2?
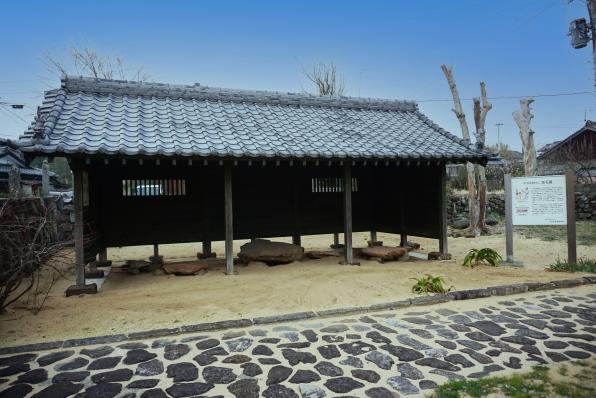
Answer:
1;231;595;347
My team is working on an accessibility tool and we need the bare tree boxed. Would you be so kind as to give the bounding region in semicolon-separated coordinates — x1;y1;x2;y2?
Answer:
43;46;149;81
473;82;492;232
441;65;480;237
512;98;537;176
0;198;71;313
304;61;346;96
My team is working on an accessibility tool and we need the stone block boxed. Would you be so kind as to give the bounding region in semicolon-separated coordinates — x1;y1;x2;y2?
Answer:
448;288;492;300
410;294;451;306
65;283;97;297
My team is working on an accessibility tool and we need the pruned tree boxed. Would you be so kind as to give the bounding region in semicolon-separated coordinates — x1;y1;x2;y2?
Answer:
441;65;480;237
512;98;537;176
43;46;149;81
473;82;492;232
304;61;346;96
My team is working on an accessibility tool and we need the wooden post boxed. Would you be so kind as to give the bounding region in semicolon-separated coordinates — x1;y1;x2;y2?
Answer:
400;234;408;247
292;172;301;247
202;241;212;257
342;162;357;265
331;232;340;249
153;244;159;258
224;163;235;275
438;164;448;254
370;231;377;243
41;160;50;197
65;167;97;296
400;180;407;247
566;170;577;264
502;173;522;266
73;168;85;286
98;247;108;263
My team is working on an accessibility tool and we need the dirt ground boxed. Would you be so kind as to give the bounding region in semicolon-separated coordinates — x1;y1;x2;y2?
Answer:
1;231;595;347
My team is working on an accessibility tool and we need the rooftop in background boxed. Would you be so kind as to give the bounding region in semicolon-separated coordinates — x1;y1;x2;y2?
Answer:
538;120;595;160
18;76;488;163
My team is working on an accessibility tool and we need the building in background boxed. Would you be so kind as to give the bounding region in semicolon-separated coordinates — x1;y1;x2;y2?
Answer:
538;121;596;183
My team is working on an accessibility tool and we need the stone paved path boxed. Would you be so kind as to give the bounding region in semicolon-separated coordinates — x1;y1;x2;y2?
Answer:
1;287;595;398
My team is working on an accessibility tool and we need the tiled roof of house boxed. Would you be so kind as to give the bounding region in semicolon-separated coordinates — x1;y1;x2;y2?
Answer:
19;76;488;162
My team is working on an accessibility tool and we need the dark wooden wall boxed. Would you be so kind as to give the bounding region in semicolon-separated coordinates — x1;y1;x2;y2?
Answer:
81;161;443;256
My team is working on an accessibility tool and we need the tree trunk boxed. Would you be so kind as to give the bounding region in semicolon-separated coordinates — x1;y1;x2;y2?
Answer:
512;98;537;176
441;65;479;236
473;82;492;233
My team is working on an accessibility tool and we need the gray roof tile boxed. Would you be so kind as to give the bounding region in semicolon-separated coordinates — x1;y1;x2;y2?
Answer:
18;76;487;162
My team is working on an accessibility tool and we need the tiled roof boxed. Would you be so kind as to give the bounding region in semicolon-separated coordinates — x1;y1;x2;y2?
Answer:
19;76;488;162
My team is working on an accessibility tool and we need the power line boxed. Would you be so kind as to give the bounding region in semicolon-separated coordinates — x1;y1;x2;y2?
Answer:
415;90;595;102
0;105;28;123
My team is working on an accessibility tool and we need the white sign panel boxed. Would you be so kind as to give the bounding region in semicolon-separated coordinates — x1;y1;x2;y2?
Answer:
511;175;567;226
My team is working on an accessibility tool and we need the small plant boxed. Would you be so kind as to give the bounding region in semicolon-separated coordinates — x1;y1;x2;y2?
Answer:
411;274;451;294
545;257;596;273
462;248;502;268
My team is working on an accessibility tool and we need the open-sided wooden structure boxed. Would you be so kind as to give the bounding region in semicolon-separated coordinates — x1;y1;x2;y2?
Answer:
19;77;488;295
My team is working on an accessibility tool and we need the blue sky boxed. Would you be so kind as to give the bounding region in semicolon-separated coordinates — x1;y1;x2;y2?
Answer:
0;0;593;151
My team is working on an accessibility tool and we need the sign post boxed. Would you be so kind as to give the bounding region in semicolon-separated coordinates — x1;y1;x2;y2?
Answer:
503;173;576;266
502;174;521;266
565;171;577;264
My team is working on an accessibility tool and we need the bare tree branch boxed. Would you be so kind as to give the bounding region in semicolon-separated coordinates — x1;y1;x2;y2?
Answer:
43;46;148;81
304;61;346;96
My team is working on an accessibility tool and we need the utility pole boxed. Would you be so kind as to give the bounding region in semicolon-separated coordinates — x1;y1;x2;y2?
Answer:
495;122;504;149
589;0;596;89
569;0;596;88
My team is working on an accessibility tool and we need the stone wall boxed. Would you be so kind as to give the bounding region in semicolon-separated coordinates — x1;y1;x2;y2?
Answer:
576;184;596;221
448;185;596;222
447;193;505;223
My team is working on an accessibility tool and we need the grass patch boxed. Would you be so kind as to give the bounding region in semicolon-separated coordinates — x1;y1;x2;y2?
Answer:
545;258;596;273
411;274;451;294
433;366;550;398
515;221;596;246
431;364;596;398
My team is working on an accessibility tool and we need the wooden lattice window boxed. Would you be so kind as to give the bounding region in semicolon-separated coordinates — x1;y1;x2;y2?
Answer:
311;177;358;193
122;179;186;197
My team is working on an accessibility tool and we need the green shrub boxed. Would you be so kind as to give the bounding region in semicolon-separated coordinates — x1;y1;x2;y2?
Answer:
411;274;452;294
463;248;502;268
545;258;596;273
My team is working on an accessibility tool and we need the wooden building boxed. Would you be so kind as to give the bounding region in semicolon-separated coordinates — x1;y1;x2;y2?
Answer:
18;77;488;295
538;120;596;182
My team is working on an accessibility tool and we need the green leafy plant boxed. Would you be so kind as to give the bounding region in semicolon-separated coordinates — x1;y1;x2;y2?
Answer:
545;257;596;273
462;248;502;268
411;274;451;294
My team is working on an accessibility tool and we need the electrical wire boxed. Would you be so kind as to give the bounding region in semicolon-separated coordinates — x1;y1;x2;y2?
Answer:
415;90;595;102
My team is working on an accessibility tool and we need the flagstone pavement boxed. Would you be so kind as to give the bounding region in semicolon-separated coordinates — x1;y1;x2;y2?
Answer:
1;287;595;398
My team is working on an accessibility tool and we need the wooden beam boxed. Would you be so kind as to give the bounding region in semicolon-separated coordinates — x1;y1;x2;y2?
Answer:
342;162;356;265
438;164;448;254
224;163;235;275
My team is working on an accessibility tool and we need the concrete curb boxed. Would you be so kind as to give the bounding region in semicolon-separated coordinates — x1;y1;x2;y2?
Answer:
1;276;594;355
